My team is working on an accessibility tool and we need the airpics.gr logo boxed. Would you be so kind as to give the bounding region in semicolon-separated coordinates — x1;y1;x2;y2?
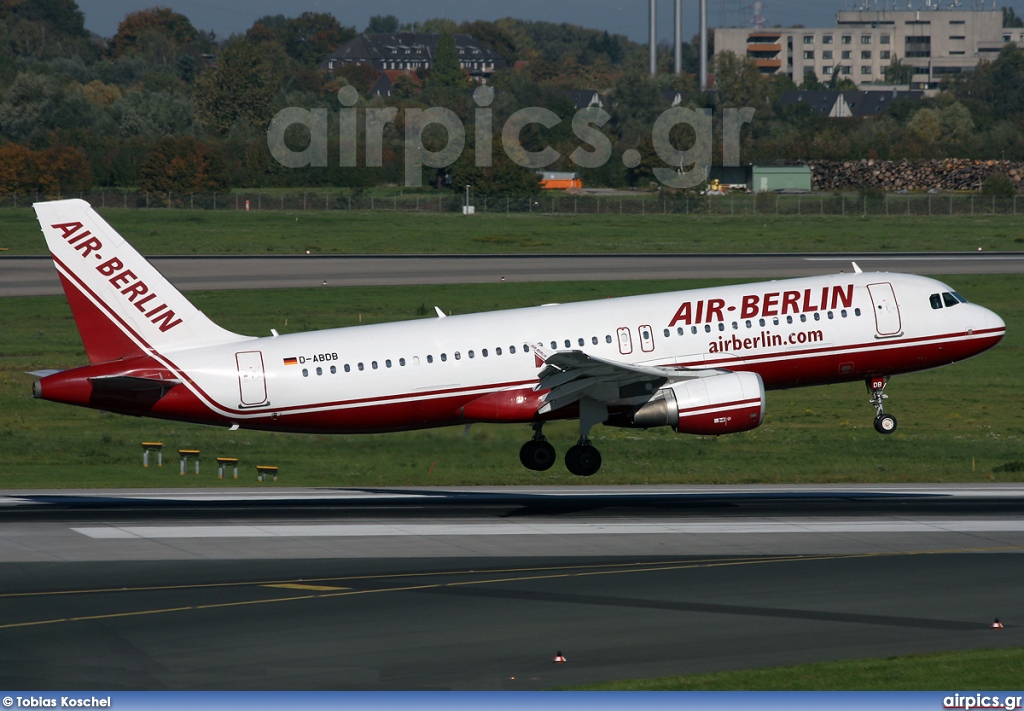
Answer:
267;85;755;189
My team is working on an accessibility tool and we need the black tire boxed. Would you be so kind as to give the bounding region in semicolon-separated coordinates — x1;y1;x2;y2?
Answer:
520;440;556;471
874;413;897;434
565;444;602;476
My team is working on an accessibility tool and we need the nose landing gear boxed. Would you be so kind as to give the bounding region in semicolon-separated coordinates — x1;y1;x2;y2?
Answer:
867;376;898;434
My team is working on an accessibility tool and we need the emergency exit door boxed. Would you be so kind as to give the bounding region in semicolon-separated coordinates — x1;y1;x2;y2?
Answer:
236;351;268;406
867;282;902;337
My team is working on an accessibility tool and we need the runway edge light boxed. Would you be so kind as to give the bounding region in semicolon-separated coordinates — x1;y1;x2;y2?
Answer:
553;651;567;663
992;618;1004;629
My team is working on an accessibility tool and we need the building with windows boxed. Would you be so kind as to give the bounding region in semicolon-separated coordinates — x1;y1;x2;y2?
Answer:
715;9;1024;90
321;33;508;80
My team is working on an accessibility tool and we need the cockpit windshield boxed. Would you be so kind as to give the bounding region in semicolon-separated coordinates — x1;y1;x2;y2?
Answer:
929;292;968;309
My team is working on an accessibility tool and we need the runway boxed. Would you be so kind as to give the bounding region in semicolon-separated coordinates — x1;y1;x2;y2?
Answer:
1;485;1022;689
2;252;1023;296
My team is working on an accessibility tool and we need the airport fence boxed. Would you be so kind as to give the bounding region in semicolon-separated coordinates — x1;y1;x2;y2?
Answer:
4;191;1024;217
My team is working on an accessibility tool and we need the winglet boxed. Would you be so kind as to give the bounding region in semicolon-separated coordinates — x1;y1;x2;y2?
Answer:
434;306;446;319
33;199;250;364
852;261;863;274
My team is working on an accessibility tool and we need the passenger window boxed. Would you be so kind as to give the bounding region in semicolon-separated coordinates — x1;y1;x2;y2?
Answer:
664;329;670;338
316;366;322;376
841;310;848;318
344;364;351;372
523;345;530;352
745;320;752;328
799;314;806;322
773;317;779;325
385;359;392;368
605;335;612;343
930;294;943;309
496;347;502;355
813;313;820;321
704;325;711;333
454;352;461;360
786;316;793;324
827;311;834;320
942;292;958;307
427;355;433;363
330;365;336;374
578;338;584;346
468;351;474;358
550;341;557;349
564;340;571;348
358;363;364;371
677;327;684;336
509;346;515;354
482;349;488;357
440;353;447;362
759;318;765;327
302;368;308;377
855;308;862;316
400;358;406;366
691;326;697;334
718;323;725;331
592;336;599;345
731;322;738;330
372;361;378;369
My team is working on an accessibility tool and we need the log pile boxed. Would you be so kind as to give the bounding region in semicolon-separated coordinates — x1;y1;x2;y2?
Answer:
809;159;1024;192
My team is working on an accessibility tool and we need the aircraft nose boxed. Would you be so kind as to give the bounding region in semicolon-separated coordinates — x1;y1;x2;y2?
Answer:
978;305;1006;343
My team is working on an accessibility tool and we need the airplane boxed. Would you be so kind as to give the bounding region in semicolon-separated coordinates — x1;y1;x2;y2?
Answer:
31;199;1006;476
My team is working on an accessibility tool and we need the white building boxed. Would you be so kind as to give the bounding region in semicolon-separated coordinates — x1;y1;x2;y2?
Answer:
715;9;1024;90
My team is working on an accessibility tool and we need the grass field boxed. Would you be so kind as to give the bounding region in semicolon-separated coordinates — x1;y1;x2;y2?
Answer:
578;646;1024;690
0;275;1019;489
4;207;1024;255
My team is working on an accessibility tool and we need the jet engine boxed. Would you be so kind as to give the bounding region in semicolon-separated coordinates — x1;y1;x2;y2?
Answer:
629;372;765;435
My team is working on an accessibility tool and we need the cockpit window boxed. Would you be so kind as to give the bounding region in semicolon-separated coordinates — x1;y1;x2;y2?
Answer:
951;291;968;304
929;294;942;310
942;292;959;307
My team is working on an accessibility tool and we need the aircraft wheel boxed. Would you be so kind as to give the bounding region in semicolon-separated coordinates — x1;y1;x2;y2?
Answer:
874;413;897;434
520;439;556;471
565;444;602;477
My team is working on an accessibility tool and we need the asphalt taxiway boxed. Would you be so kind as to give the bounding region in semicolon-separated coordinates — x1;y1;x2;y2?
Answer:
1;485;1022;689
3;252;1023;296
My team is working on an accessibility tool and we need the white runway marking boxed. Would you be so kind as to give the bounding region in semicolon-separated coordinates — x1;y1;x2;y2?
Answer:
72;519;1024;539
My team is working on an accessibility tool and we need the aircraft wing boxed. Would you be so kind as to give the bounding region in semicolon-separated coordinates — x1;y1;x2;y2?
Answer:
535;348;728;414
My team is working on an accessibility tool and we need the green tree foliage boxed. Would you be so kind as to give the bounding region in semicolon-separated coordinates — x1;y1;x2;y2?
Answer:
907;107;943;143
193;37;282;135
111;7;197;57
429;29;467;89
982;171;1015;196
283;11;354;66
1003;7;1023;27
883;57;914;85
367;14;399;33
139;136;229;194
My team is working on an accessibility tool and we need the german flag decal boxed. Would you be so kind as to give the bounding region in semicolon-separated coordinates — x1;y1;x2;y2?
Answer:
283;357;298;366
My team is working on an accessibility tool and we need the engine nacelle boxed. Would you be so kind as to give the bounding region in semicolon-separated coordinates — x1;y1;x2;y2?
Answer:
631;372;766;435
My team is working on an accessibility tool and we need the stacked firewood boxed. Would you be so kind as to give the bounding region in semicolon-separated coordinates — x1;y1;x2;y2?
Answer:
809;159;1023;192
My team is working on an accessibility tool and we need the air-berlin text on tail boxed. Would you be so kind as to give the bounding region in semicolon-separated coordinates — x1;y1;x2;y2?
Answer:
669;284;855;327
50;221;182;333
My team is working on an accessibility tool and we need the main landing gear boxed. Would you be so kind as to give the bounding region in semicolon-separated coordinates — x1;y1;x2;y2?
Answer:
867;376;898;434
520;398;608;477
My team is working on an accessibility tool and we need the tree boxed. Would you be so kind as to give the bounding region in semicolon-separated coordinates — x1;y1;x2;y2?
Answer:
111;8;197;57
800;71;824;90
139;136;229;194
367;15;399;33
982;171;1015;197
883;56;914;85
1003;7;1024;28
283;11;354;66
906;107;942;143
34;145;92;195
193;38;282;134
0;143;34;193
429;29;467;89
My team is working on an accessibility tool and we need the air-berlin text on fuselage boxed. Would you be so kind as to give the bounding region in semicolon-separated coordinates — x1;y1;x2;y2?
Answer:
668;285;855;327
50;222;182;333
